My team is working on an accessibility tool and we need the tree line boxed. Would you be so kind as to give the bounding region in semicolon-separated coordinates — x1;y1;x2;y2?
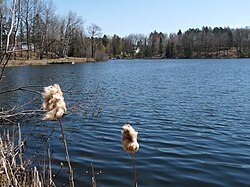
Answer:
102;27;250;59
1;0;250;61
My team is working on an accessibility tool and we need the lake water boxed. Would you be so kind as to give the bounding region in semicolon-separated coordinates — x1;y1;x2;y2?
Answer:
1;59;250;186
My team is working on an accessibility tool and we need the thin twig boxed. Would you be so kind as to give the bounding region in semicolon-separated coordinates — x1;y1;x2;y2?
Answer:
0;86;42;95
54;162;63;179
0;95;42;122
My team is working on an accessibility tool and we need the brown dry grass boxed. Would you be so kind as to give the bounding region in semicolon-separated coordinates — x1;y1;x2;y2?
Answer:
0;124;54;186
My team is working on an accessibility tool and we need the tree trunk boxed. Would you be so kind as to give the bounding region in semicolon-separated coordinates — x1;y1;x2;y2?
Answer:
25;0;30;59
91;37;94;58
0;11;3;52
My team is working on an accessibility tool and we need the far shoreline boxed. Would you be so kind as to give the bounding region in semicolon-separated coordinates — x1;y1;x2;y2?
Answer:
6;57;96;67
5;57;250;68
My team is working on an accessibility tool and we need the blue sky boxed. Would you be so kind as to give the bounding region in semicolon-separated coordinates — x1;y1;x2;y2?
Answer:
53;0;250;37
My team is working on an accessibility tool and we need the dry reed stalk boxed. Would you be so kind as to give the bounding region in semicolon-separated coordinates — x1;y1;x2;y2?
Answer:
1;130;16;186
11;126;16;168
0;130;19;186
91;163;97;187
0;143;11;184
0;125;54;186
48;145;53;186
18;124;24;170
43;145;46;186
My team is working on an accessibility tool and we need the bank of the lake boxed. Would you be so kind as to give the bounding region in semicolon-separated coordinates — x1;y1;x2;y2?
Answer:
6;56;249;68
6;57;96;67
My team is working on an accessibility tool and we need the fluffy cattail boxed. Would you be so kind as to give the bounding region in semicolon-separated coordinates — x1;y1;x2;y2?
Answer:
121;124;139;152
42;84;67;120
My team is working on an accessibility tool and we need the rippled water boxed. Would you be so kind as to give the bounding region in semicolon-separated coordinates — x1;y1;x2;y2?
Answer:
1;59;250;186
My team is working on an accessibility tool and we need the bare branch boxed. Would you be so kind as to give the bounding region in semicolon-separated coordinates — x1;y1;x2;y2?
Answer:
0;85;43;95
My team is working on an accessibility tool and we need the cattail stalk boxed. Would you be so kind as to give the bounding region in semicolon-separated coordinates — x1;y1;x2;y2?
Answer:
132;152;137;187
42;84;74;187
60;117;74;187
121;124;139;187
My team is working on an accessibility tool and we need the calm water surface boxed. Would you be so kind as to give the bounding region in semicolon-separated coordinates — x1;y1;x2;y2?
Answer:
1;59;250;187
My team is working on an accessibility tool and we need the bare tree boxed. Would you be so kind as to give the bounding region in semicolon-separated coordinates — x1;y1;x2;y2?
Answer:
24;0;31;59
61;11;83;57
87;23;102;58
0;0;20;81
44;1;58;58
37;0;57;59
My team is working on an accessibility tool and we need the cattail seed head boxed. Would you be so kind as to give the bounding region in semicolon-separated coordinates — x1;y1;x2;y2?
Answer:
42;84;67;120
121;124;139;152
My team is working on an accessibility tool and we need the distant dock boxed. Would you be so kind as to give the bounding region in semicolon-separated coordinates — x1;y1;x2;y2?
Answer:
47;61;75;65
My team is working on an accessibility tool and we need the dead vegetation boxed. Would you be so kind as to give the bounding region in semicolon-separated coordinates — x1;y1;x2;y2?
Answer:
0;124;55;186
0;84;99;186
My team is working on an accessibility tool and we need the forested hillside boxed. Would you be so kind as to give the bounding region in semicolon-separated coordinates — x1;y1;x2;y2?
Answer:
1;0;250;61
